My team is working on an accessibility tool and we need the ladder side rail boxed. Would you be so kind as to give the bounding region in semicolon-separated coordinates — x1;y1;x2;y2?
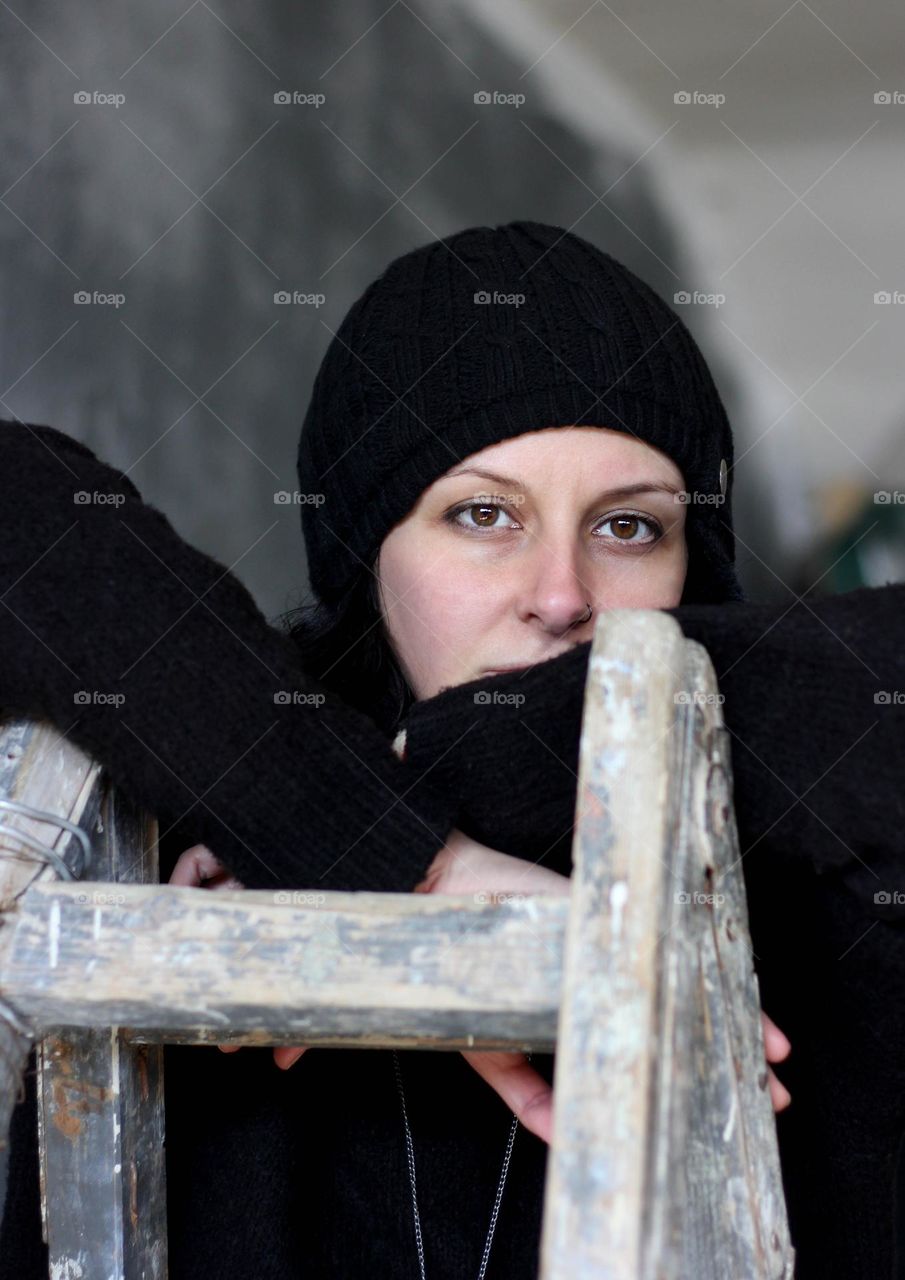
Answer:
36;779;167;1280
538;610;794;1280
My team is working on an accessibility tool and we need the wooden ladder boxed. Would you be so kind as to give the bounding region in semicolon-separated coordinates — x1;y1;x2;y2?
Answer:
0;610;795;1279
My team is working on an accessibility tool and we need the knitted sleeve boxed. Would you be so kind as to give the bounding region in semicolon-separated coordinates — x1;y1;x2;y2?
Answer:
0;419;458;892
403;585;905;915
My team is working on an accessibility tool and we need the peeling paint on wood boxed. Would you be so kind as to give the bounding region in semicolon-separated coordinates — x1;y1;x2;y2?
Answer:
539;611;794;1280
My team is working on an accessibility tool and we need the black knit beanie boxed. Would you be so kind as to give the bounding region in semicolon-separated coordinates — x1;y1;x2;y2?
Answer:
297;220;744;608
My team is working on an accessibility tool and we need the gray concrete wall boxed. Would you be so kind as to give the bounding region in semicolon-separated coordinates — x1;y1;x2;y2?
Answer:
2;1;763;620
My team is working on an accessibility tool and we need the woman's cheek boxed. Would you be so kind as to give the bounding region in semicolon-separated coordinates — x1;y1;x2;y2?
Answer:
405;570;492;697
595;546;687;611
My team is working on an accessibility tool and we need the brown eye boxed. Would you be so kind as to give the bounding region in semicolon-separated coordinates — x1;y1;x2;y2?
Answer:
610;516;639;540
446;502;519;532
596;513;663;545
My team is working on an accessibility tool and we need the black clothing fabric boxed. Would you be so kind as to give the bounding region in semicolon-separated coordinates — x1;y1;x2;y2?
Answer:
297;219;743;609
2;417;905;1277
0;419;462;895
403;584;905;907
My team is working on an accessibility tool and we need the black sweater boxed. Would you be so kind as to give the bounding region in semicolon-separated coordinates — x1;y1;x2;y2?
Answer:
2;417;905;1278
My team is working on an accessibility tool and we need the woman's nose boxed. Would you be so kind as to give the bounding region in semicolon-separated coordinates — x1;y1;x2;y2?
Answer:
518;544;593;634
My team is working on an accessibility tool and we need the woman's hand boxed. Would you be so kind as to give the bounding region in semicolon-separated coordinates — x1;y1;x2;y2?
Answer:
414;830;792;1142
167;842;245;892
413;831;569;1144
413;831;569;899
167;844;308;1070
762;1011;792;1112
167;838;792;1119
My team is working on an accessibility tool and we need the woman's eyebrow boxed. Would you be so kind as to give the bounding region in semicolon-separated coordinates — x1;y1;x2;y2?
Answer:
441;466;682;500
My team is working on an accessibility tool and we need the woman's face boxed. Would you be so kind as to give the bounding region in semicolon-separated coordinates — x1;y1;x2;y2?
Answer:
376;425;688;700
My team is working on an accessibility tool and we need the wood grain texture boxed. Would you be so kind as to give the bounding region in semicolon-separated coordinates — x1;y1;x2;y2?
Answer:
539;610;794;1280
4;880;567;1050
0;716;104;1238
36;779;167;1280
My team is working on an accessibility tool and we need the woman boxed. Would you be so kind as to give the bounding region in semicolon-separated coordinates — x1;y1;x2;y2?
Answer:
173;418;792;1131
1;221;902;1278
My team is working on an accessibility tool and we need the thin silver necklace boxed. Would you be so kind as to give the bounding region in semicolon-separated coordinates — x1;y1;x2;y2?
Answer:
392;1048;529;1279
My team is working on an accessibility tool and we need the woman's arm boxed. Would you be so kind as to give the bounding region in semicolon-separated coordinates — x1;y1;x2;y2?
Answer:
402;584;905;915
0;418;458;892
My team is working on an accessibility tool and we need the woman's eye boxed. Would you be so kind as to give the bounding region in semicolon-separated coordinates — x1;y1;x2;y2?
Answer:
596;513;663;544
447;503;520;531
445;504;663;543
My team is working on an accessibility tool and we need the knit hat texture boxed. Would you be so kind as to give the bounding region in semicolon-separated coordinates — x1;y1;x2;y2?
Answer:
297;220;743;607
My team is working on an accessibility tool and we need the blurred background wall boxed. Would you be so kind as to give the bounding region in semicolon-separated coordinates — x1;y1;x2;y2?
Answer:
2;0;903;620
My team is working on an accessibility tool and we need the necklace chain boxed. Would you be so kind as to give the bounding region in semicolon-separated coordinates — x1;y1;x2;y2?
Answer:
392;1048;526;1280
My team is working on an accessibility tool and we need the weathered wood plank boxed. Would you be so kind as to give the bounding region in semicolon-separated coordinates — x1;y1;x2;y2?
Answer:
678;642;794;1279
539;610;689;1280
0;716;105;1235
36;779;167;1280
538;610;794;1280
2;882;568;1049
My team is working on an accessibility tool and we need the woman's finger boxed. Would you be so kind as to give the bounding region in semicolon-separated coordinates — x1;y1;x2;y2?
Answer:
767;1064;792;1112
216;1044;308;1067
761;1011;792;1064
273;1045;308;1070
217;1044;309;1064
460;1050;553;1145
465;1039;790;1132
761;1012;792;1111
172;846;248;1059
168;844;226;887
203;870;245;891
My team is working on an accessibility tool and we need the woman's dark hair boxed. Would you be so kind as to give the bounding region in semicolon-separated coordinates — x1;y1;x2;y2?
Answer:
276;564;416;738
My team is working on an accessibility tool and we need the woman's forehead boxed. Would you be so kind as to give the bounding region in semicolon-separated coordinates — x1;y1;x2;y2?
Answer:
439;425;685;485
